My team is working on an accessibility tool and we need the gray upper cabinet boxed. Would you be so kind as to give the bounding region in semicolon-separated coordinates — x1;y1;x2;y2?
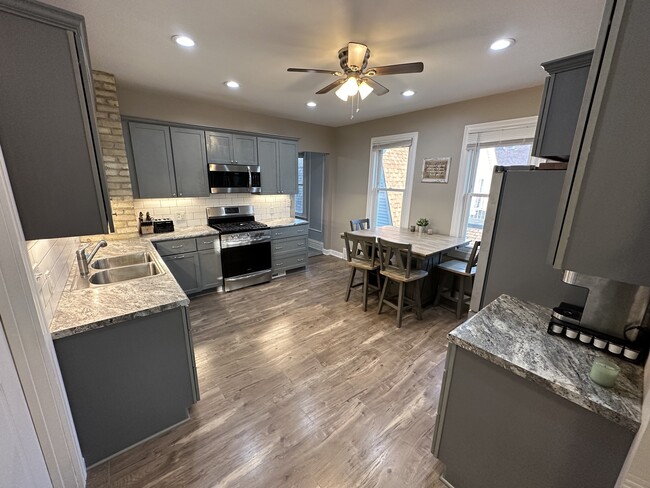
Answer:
170;127;209;197
279;140;298;195
532;51;592;162
232;135;258;165
258;138;298;195
552;0;650;286
128;122;176;198
0;2;113;240
206;131;234;164
206;131;258;165
258;138;279;194
127;122;210;198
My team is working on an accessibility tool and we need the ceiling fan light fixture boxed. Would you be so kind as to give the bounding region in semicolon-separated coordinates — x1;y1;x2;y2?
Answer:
225;80;240;89
358;81;374;100
347;42;368;71
306;101;317;108
401;89;415;97
343;77;359;96
335;84;349;101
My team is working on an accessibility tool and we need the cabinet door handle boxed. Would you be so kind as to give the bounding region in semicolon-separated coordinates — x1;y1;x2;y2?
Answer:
179;193;183;196
275;246;284;250
297;258;305;262
203;241;214;245
172;193;176;197
169;254;186;260
171;245;184;249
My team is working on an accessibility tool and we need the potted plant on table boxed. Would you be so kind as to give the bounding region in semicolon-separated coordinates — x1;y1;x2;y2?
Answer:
416;218;429;236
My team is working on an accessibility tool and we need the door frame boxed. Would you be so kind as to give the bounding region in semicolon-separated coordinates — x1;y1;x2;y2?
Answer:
0;145;86;487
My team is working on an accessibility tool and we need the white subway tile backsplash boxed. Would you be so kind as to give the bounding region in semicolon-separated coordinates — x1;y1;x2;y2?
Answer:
26;236;79;326
133;193;293;228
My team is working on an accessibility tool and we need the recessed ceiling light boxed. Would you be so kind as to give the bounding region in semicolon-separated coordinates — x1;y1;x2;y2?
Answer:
306;101;317;108
401;90;415;97
172;35;195;47
225;80;240;89
490;38;515;51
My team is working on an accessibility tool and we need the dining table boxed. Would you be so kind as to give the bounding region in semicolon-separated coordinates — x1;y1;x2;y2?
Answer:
343;226;470;306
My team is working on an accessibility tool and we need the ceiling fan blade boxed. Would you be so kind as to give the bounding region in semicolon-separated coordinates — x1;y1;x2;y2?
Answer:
287;68;340;75
316;79;345;94
363;77;389;96
347;42;368;71
367;62;424;76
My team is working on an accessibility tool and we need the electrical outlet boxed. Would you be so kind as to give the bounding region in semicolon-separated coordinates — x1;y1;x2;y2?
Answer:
175;210;186;221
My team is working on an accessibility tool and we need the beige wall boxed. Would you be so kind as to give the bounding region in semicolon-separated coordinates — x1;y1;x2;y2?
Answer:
327;86;543;250
118;85;336;154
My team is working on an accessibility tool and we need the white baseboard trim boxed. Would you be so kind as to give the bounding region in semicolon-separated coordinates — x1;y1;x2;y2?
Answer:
622;474;650;488
323;248;344;259
308;238;323;251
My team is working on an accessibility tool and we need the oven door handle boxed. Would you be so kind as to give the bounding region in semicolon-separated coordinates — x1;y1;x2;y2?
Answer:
226;269;271;282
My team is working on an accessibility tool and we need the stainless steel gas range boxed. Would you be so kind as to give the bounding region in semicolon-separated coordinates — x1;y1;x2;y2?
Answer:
207;206;271;292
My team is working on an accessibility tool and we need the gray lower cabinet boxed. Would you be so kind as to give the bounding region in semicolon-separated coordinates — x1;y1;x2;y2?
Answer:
258;138;299;194
432;344;633;488
206;132;257;165
532;51;592;162
126;122;209;198
552;0;650;286
163;253;201;294
53;307;198;465
0;1;113;240
156;236;222;293
271;224;309;275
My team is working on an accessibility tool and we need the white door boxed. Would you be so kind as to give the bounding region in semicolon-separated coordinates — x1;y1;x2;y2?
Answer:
0;316;51;488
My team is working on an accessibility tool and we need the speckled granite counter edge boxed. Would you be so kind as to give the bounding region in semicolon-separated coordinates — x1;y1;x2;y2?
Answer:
261;218;309;228
50;240;190;340
448;297;642;432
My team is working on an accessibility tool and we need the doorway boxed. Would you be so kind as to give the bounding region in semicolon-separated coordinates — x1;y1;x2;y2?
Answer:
296;152;326;256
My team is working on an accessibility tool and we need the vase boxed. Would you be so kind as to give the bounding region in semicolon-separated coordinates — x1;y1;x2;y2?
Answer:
417;226;423;236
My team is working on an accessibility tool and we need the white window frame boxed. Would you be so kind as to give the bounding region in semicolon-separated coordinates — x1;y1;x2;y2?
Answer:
365;132;418;229
449;116;538;237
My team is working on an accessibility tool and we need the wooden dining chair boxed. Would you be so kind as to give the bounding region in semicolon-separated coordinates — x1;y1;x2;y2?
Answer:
434;240;481;319
343;232;381;312
350;218;370;231
376;238;428;328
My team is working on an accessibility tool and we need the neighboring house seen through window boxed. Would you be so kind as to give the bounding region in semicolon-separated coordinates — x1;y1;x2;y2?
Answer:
450;117;539;241
295;156;306;219
366;133;418;229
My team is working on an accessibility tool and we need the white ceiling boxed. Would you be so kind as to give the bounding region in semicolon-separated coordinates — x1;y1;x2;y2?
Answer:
45;0;606;127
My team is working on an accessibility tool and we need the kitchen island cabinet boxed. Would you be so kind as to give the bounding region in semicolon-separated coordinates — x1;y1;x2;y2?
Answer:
432;295;641;488
50;239;199;465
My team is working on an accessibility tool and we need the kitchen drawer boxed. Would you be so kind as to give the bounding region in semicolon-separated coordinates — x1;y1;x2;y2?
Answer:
155;238;198;256
272;236;307;256
196;235;219;251
270;224;308;240
273;252;308;272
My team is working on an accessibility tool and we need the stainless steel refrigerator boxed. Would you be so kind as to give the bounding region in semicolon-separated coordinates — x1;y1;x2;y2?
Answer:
470;166;587;312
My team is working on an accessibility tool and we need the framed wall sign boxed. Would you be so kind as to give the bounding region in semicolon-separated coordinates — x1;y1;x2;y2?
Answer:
422;157;450;183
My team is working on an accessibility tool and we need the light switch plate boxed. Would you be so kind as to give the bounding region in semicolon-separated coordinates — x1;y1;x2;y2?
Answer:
175;210;186;221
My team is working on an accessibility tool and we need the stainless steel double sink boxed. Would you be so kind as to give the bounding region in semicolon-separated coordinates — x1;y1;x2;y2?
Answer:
73;252;164;289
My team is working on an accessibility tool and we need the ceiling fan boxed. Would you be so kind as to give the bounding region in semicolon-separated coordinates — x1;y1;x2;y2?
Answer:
287;42;424;103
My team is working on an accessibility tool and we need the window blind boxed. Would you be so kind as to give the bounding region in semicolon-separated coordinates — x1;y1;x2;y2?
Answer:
372;138;413;151
465;124;537;149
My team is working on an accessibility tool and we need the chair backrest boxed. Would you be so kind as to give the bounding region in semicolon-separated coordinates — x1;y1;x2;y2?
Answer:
465;240;481;274
343;232;376;267
377;238;412;279
350;218;370;231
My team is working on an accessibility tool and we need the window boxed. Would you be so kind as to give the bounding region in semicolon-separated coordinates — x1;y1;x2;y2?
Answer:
451;117;539;240
295;156;306;219
366;133;418;229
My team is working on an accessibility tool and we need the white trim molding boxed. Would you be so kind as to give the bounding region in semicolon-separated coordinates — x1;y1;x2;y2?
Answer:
323;248;345;259
449;116;538;237
0;146;86;487
366;132;419;229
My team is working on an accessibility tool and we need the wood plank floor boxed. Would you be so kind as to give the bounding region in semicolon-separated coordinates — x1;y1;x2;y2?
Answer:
87;255;461;488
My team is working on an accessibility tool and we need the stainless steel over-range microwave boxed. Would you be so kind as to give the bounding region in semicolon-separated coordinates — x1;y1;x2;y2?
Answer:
208;164;261;194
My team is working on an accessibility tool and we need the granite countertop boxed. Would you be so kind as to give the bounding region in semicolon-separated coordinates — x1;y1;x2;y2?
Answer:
261;218;308;228
143;225;218;242
50;239;189;340
449;294;643;431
